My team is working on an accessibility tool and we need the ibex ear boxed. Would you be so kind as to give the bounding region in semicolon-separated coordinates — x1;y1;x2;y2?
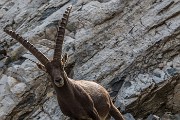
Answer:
61;53;68;67
36;63;46;72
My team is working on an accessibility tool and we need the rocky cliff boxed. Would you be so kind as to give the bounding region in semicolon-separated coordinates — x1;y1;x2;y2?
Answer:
0;0;179;120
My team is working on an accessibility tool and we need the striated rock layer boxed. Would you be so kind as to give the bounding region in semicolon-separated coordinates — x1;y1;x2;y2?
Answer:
0;0;179;119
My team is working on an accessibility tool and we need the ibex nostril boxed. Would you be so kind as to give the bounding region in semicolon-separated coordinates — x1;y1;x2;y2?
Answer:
55;79;59;83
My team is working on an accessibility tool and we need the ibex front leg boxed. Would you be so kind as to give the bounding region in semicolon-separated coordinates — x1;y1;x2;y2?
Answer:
86;107;101;120
74;86;101;120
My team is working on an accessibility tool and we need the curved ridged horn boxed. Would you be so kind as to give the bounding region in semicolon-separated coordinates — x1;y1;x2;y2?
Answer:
53;5;72;60
4;29;49;65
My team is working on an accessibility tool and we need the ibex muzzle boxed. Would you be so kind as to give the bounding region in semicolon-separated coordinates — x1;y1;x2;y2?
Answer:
4;5;125;120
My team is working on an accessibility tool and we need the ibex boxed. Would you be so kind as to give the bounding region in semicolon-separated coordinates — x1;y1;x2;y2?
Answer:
4;5;125;120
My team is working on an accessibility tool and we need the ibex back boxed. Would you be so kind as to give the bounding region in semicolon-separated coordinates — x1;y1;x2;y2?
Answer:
4;5;125;120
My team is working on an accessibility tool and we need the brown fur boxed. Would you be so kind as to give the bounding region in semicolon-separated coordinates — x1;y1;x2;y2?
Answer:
4;5;125;120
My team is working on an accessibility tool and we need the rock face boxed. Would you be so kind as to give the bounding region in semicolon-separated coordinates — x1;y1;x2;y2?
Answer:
0;0;179;120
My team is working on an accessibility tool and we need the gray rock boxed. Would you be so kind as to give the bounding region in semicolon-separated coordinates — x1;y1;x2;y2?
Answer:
0;95;16;119
7;76;18;88
43;96;62;119
6;59;44;83
0;61;4;68
165;67;177;76
10;82;26;96
124;113;136;120
174;114;180;120
173;55;180;72
146;114;160;120
152;68;165;83
33;111;51;120
0;75;10;101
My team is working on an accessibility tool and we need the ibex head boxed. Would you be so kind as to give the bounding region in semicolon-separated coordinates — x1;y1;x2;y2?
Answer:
4;5;72;87
44;53;68;87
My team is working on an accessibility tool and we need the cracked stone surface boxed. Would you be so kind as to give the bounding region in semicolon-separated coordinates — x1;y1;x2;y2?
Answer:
0;0;180;119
